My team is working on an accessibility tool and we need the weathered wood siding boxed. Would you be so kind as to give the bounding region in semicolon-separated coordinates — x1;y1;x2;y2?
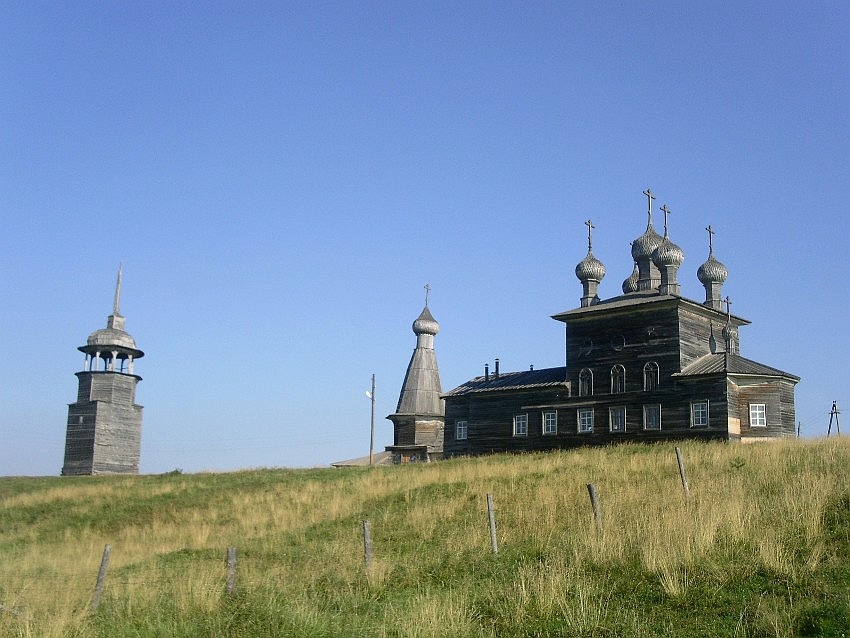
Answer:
63;371;143;475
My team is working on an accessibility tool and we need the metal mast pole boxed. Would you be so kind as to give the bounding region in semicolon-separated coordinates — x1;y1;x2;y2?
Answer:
369;374;376;465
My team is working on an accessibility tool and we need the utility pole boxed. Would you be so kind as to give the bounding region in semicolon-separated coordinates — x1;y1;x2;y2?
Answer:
367;374;376;464
827;401;840;437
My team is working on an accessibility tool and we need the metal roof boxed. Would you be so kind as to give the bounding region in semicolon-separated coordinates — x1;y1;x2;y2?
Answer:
675;352;799;381
443;366;569;398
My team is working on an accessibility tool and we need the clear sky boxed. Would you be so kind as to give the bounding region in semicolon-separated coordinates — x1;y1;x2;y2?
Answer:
2;2;848;475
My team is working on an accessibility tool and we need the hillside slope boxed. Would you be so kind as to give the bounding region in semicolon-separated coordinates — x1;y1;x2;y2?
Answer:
2;439;849;637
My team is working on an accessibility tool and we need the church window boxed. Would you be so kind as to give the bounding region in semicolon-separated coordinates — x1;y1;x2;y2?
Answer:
579;368;593;396
578;409;594;433
611;365;626;394
691;401;709;428
455;420;468;440
643;404;661;430
609;406;626;432
543;411;557;435
643;362;660;391
749;403;767;427
514;414;528;436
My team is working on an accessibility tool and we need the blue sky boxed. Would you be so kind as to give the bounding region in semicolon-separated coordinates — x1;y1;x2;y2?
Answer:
2;2;848;475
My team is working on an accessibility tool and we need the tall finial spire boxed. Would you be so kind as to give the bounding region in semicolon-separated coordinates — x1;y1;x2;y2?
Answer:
660;204;671;237
584;219;595;252
113;263;123;316
424;283;431;307
642;188;656;227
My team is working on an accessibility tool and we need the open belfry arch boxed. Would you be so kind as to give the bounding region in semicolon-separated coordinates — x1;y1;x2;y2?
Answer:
62;265;145;475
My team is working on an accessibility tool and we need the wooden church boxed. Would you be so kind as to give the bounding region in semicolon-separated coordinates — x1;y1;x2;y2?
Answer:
442;189;799;457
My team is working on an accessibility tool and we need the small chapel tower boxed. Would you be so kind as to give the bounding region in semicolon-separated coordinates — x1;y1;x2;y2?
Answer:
62;265;145;475
386;285;445;463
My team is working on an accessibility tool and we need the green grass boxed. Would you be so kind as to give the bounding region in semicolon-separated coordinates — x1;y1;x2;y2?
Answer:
2;439;850;637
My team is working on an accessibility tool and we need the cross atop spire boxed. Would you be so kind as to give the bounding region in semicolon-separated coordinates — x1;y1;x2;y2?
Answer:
724;295;732;318
424;283;431;307
660;204;671;237
706;225;716;253
642;188;656;226
113;263;123;316
584;219;595;252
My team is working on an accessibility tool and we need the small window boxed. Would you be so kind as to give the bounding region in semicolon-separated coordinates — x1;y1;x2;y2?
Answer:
579;368;593;397
514;414;528;436
455;420;468;440
643;362;659;391
691;402;709;428
643;404;661;430
578;409;594;433
611;365;626;394
749;403;767;427
609;406;626;432
542;411;557;435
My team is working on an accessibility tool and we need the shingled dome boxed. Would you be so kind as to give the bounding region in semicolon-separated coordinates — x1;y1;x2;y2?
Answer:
87;325;138;350
652;236;685;268
413;306;440;336
698;252;728;284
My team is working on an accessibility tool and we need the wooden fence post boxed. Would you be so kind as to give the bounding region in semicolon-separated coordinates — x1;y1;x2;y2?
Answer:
675;446;690;500
91;543;111;612
586;484;602;532
362;520;373;575
486;493;499;554
225;547;237;596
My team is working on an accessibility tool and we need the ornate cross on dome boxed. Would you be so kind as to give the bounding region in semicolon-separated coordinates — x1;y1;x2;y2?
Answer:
424;283;431;307
584;219;595;252
724;296;732;318
660;204;671;237
706;225;715;253
642;188;656;219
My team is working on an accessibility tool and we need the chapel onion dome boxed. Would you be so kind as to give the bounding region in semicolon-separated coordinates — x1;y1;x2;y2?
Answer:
652;236;685;268
622;262;640;293
575;251;606;283
87;326;138;350
412;306;439;336
697;252;729;285
630;224;663;262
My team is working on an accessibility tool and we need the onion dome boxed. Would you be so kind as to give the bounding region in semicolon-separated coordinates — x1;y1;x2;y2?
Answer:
697;252;728;285
412;306;439;336
631;224;663;262
575;251;606;283
652;236;685;268
622;261;639;293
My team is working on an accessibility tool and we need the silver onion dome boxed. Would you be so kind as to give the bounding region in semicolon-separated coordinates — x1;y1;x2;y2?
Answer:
698;252;728;284
575;251;606;282
412;306;440;336
652;237;685;268
622;262;639;293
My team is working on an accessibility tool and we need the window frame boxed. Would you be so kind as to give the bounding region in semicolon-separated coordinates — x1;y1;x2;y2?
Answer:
455;420;468;440
643;404;661;430
749;403;767;427
609;406;627;432
578;368;593;397
542;411;557;435
513;414;528;436
691;401;709;428
611;364;626;394
577;408;594;433
643;361;660;391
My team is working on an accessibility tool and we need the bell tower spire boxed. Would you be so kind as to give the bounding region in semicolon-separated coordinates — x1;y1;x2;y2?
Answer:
62;266;145;475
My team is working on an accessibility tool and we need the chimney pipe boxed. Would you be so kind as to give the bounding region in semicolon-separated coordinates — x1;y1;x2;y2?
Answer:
530;364;534;371
495;358;500;379
484;363;489;382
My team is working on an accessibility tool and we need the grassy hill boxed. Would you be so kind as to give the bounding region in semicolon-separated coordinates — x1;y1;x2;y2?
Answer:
2;439;849;637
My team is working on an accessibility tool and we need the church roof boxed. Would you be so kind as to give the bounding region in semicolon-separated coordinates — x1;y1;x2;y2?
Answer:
675;352;799;381
443;366;569;398
390;304;444;418
552;291;750;326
